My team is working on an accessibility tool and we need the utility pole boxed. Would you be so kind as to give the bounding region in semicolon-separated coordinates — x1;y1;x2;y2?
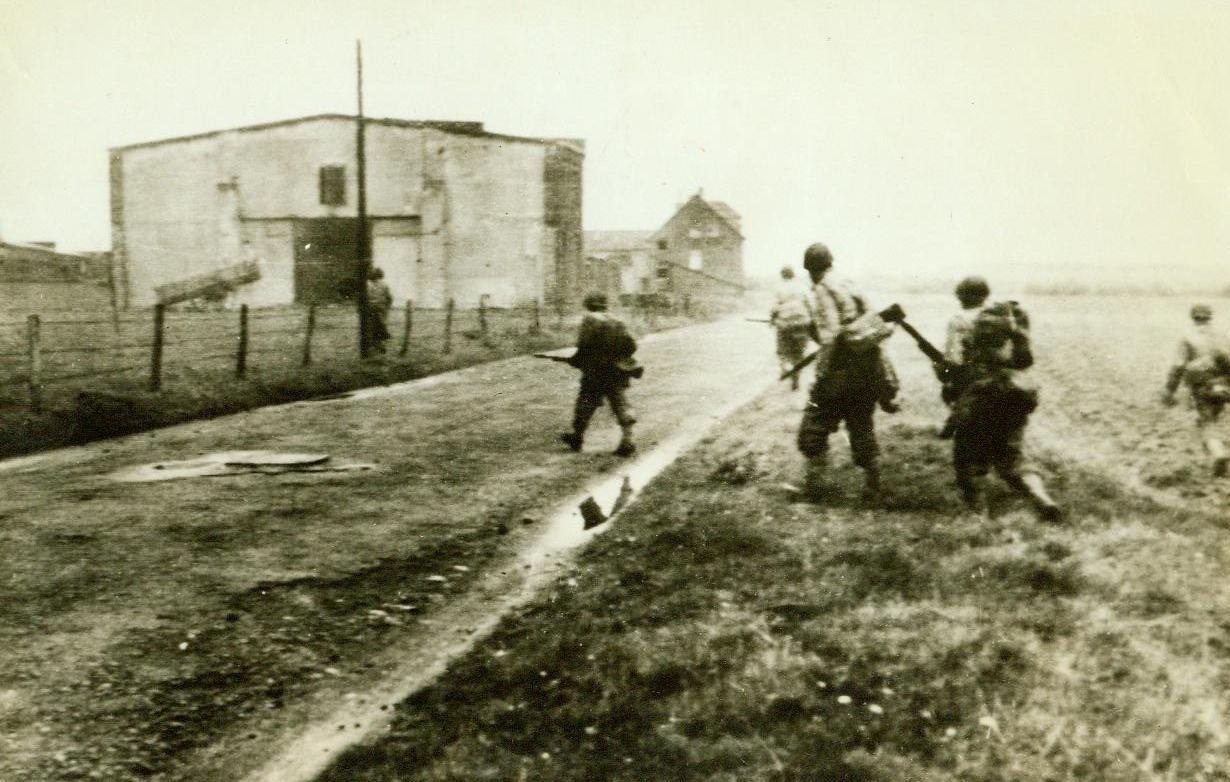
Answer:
355;39;371;358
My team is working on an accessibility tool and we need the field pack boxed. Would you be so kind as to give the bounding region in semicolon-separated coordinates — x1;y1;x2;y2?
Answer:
969;300;1031;354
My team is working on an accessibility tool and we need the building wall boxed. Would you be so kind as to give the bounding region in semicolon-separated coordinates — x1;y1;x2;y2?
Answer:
656;198;744;302
112;117;581;310
543;145;584;308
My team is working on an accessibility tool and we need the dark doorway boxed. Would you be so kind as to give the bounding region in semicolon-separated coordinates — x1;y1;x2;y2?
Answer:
294;218;368;304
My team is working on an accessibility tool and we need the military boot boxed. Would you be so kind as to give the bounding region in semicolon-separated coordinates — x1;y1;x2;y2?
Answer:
613;426;636;457
803;456;828;502
1206;437;1229;478
1021;473;1062;522
559;432;583;452
860;467;881;505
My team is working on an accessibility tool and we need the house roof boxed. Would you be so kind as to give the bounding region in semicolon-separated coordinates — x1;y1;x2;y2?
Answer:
111;113;585;154
584;230;655;253
704;200;742;233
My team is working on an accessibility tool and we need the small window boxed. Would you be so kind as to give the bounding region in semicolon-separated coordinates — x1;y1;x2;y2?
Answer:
319;165;346;206
688;250;703;270
657;239;668;250
656;262;671;280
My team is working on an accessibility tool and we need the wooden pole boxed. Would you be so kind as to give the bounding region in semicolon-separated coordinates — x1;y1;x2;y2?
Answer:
399;299;413;357
302;304;316;366
478;294;489;345
236;304;249;378
354;39;371;359
444;297;454;354
531;298;541;334
26;315;41;412
149;304;165;391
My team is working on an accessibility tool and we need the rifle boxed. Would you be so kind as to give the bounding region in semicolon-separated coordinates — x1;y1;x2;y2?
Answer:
780;350;819;382
534;352;645;380
877;304;954;380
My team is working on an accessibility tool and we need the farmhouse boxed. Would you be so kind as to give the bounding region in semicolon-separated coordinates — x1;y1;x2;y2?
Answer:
109;114;585;310
584;191;745;306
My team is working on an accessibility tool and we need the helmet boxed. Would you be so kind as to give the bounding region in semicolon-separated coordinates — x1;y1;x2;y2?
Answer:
802;243;833;273
779;266;795;280
955;276;990;305
1191;304;1213;322
583;292;608;312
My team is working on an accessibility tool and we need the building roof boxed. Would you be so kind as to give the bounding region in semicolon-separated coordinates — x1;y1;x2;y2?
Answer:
111;113;585;154
704;200;742;233
0;240;91;262
584;230;656;253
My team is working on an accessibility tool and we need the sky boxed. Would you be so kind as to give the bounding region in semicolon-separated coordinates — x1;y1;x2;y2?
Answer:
2;0;1229;288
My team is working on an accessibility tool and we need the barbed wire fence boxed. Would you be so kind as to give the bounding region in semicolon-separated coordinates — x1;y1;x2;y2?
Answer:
0;293;707;416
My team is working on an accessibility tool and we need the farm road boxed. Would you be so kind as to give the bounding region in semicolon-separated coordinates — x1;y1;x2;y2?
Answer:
0;316;777;782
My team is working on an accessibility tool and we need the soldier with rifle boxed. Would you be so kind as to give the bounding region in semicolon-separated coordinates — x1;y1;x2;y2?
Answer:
793;243;900;504
541;292;642;457
1162;303;1230;477
770;265;812;390
937;276;991;438
893;297;1061;520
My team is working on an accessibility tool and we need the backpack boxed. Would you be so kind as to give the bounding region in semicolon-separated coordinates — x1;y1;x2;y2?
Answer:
967;300;1030;357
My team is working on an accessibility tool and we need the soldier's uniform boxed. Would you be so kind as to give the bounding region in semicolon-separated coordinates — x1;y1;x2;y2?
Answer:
951;302;1061;520
1164;304;1230;477
560;295;640;457
938;277;990;437
770;268;812;390
796;260;898;501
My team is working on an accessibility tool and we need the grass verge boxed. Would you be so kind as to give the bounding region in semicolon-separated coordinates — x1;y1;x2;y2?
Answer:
320;388;1230;782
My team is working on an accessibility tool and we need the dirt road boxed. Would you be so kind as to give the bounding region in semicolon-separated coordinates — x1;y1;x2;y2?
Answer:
0;317;777;782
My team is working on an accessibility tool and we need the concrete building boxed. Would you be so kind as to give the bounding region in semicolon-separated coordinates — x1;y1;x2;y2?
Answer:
109;114;584;310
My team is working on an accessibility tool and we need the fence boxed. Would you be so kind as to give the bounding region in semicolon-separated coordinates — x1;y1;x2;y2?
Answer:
0;294;715;414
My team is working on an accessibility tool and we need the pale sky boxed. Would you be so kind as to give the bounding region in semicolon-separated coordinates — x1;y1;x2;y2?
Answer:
2;0;1229;286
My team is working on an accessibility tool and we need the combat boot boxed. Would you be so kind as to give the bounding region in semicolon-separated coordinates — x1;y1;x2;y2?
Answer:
1206;438;1228;478
613;426;636;457
860;467;881;505
1021;473;1062;522
559;432;583;452
802;456;829;502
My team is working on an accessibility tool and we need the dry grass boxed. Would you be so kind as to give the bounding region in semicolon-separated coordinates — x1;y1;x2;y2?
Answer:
320;294;1230;781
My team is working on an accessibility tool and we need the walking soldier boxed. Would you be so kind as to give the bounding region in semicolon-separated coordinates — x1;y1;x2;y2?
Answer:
795;243;899;503
1162;304;1230;477
559;293;642;457
770;266;812;390
950;301;1061;520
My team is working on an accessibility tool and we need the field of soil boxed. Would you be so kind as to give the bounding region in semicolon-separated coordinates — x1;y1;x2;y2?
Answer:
3;293;1229;781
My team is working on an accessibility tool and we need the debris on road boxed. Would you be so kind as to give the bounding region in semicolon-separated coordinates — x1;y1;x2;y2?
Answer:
107;451;375;482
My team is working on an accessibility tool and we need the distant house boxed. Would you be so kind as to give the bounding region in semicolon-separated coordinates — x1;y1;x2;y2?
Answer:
0;241;113;313
651;191;744;302
109;114;585;310
585;191;745;306
582;230;657;301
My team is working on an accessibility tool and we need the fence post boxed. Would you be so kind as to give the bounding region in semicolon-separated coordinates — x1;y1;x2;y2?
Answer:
149;304;165;391
444;297;454;354
531;298;541;335
478;294;490;345
683;293;692;317
302;304;316;366
236;304;249;378
399;299;413;357
26;315;41;412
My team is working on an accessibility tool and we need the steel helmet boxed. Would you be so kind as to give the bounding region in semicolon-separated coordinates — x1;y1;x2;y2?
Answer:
802;243;833;273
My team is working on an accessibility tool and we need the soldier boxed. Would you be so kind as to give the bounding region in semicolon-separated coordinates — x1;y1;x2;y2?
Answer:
951;301;1062;520
795;243;898;503
938;276;991;438
1162;304;1230;477
365;267;393;355
560;293;641;457
770;265;812;390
